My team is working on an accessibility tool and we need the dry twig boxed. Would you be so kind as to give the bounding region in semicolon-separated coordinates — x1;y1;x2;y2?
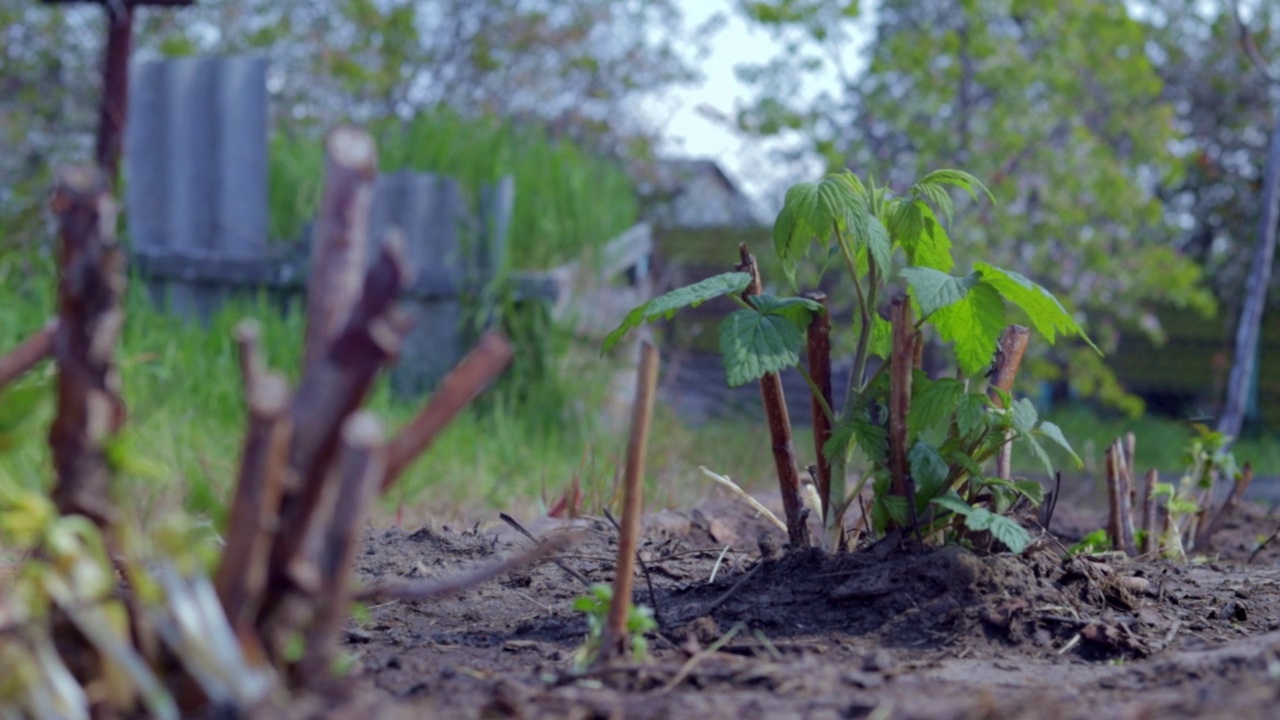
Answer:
597;341;659;664
0;319;57;390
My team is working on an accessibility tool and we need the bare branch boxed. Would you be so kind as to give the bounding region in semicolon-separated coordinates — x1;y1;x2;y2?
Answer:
0;320;57;390
382;331;514;492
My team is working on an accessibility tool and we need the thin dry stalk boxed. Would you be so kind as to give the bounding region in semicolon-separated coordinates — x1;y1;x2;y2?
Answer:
803;292;833;521
214;372;292;632
47;165;127;526
298;412;385;686
382;331;514;492
1105;443;1122;551
887;298;915;519
1139;468;1158;555
0;319;57;390
986;325;1031;481
597;341;659;665
1198;462;1253;549
233;320;265;397
355;533;574;603
1113;440;1138;556
301;125;378;371
737;244;806;548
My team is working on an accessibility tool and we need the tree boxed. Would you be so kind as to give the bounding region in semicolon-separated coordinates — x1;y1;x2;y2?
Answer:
735;0;1215;413
0;0;706;257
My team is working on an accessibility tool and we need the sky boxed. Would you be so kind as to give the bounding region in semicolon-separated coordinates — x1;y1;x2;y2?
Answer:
643;1;875;209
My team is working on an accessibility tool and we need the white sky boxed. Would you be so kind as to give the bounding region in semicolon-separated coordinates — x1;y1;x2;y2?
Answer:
643;1;874;210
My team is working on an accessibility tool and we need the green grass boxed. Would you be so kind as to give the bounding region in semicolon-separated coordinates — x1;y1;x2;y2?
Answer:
268;108;639;271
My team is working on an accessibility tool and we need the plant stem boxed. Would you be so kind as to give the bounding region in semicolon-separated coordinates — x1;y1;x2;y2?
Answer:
598;340;659;664
802;291;834;533
986;325;1031;481
888;298;918;536
738;244;808;549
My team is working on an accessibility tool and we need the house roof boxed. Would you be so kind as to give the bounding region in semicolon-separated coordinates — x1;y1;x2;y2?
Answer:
630;157;763;230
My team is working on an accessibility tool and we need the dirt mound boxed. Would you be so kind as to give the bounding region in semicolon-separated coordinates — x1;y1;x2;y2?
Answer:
339;502;1280;719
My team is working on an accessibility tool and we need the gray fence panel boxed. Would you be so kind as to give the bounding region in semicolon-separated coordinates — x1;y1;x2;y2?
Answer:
368;171;473;395
126;55;269;319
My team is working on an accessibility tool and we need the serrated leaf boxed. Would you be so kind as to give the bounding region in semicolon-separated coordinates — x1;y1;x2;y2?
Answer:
750;294;825;329
1011;398;1038;434
909;378;965;437
977;511;1031;554
1034;421;1083;469
1013;479;1046;506
976;263;1099;353
909;442;949;500
826;406;888;465
912;169;994;204
956;393;989;437
774;175;864;269
947;446;985;480
1021;431;1055;478
886;200;923;250
930;283;1006;376
719;309;805;387
930;491;973;516
603;272;751;351
900;267;978;317
914;202;955;272
866;215;892;274
874;493;910;529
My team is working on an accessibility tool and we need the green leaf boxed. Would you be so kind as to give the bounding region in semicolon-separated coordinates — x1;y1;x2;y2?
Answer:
603;272;751;351
1035;421;1083;469
826;406;888;465
929;283;1006;376
930;491;972;516
912;169;994;205
1013;479;1046;506
956;393;989;437
719;309;805;387
1011;398;1038;434
909;442;949;500
886;200;923;251
909;378;965;437
749;294;825;329
774;175;865;271
1021;431;1054;479
866;215;892;274
911;201;954;272
976;263;1099;353
873;493;910;529
965;508;1031;554
900;267;978;317
946;445;985;480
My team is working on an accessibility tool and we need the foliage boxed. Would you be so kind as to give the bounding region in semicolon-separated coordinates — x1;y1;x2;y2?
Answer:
606;167;1090;552
570;584;657;672
267;108;641;270
1139;0;1280;305
0;472;269;718
733;0;1216;412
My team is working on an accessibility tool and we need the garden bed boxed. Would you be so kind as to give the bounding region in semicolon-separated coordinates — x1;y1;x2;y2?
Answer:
334;496;1280;719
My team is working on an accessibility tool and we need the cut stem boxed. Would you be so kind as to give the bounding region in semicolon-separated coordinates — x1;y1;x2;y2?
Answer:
598;340;659;665
737;244;807;548
382;331;514;492
985;325;1030;481
887;298;917;534
803;291;834;525
0;319;57;390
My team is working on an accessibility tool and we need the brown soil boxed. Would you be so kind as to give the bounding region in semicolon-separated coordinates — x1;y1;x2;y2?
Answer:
333;498;1280;719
